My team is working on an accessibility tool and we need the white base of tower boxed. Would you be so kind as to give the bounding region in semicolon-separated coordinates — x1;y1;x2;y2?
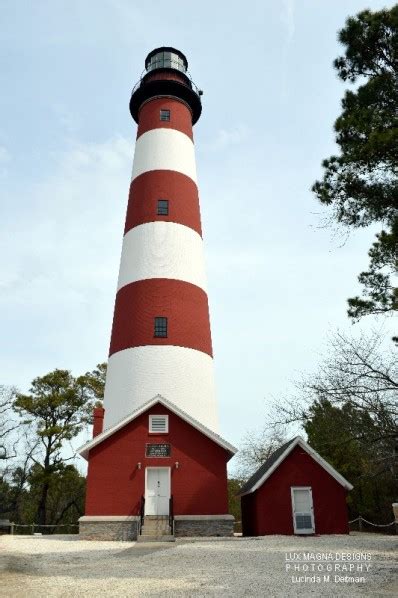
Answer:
103;345;219;432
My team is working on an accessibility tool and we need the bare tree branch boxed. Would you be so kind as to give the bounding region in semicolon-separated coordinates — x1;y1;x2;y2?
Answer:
0;385;19;463
271;329;397;441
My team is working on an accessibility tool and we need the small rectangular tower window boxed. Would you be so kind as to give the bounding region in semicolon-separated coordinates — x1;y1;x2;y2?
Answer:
160;109;170;121
149;414;169;434
154;317;168;338
157;199;169;215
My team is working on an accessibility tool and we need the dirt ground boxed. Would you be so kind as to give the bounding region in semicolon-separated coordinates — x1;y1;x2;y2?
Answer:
0;532;397;597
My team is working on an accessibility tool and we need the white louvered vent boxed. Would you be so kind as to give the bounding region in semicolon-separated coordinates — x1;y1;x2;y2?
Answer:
149;414;169;433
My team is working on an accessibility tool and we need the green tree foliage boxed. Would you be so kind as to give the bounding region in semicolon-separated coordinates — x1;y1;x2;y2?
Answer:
0;476;14;518
313;6;398;319
0;453;34;521
14;367;102;526
24;464;85;528
304;399;397;524
81;363;107;406
227;478;243;527
0;464;85;529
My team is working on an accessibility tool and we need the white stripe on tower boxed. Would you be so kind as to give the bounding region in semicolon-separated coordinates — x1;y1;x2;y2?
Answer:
102;62;218;432
103;346;216;430
117;222;207;292
131;128;197;183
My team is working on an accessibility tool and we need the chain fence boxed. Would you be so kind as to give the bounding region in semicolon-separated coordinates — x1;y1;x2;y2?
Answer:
7;523;79;535
349;515;397;534
1;517;396;536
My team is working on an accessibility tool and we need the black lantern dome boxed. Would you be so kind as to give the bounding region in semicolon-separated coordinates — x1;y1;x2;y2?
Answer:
130;47;202;124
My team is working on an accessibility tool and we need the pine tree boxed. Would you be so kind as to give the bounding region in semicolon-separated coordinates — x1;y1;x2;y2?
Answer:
313;6;398;321
14;367;102;526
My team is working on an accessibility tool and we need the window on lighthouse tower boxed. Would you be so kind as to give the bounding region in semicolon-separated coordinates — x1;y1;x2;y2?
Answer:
157;199;169;215
154;317;168;338
160;109;170;121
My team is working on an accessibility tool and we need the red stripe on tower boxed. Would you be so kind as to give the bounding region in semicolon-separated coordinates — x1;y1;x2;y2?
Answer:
124;171;202;236
137;97;194;140
109;279;213;357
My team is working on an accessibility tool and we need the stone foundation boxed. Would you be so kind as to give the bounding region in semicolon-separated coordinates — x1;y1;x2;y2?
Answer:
79;516;139;541
79;514;234;540
174;515;234;537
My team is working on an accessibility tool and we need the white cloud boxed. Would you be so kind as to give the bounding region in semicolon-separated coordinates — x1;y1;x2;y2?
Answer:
0;146;10;162
0;146;10;177
282;0;295;45
0;135;133;387
52;104;81;135
204;124;249;152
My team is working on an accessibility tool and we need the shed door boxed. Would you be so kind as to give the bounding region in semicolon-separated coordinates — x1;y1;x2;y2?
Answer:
291;487;315;534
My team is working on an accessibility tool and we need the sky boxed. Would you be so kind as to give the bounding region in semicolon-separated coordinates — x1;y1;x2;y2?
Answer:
1;0;395;470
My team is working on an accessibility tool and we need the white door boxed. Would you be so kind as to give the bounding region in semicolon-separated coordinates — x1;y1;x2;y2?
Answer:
291;487;315;534
145;468;170;516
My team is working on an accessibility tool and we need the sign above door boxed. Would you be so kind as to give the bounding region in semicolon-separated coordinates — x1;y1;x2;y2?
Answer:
146;443;171;457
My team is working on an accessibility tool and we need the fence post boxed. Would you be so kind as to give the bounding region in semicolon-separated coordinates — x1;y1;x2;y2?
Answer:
31;523;35;535
10;522;14;535
358;516;363;532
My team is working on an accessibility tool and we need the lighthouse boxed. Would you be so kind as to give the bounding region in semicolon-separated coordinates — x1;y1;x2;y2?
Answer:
79;48;236;541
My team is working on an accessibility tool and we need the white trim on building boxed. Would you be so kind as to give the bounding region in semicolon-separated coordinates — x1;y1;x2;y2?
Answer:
78;394;237;460
239;437;353;496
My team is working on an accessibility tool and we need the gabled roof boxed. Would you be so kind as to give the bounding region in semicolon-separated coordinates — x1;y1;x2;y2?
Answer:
238;436;353;496
78;394;237;460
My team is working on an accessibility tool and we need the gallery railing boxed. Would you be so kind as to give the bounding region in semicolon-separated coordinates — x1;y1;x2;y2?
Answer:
131;72;202;99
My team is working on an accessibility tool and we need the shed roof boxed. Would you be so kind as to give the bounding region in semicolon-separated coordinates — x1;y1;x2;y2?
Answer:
238;436;353;496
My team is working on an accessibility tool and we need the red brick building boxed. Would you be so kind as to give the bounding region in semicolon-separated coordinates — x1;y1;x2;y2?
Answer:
79;396;236;540
240;437;352;536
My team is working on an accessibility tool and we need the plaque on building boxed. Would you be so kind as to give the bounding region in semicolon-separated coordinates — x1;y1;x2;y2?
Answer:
145;443;171;458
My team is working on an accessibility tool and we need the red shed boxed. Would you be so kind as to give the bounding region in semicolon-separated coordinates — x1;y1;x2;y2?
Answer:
78;395;236;540
239;437;352;536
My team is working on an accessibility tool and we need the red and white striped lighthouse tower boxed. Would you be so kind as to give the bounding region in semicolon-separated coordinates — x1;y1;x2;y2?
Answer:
103;47;218;433
79;49;236;541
